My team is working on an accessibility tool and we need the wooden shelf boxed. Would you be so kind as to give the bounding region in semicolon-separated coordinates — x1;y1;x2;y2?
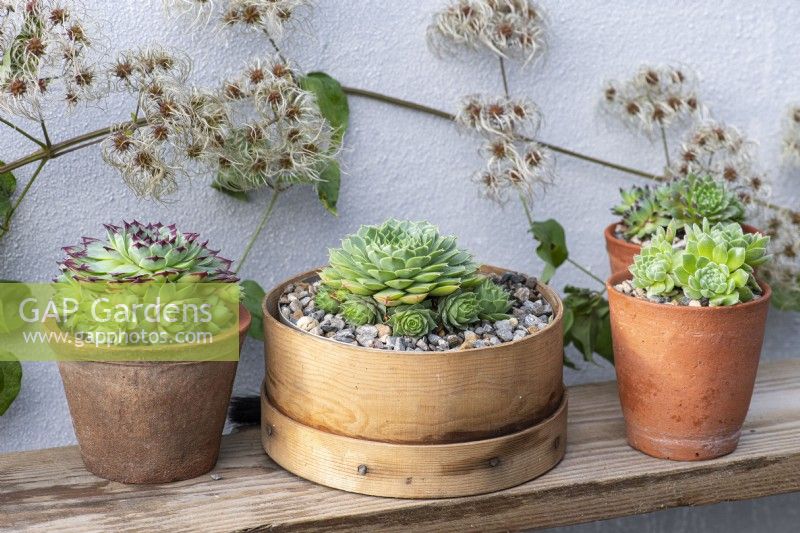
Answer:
2;359;799;532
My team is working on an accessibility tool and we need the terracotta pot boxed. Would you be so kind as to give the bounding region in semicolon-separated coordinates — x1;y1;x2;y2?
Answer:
260;266;567;498
58;305;251;484
604;222;762;274
607;271;771;461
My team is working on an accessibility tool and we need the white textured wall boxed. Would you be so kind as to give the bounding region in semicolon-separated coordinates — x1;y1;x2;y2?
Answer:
1;1;798;530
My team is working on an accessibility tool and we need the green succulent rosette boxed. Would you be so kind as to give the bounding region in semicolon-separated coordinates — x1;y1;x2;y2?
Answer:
319;219;482;307
678;261;750;306
707;221;771;274
624;193;670;239
613;175;746;242
629;226;678;297
474;279;513;321
314;285;343;314
58;221;238;283
340;295;385;327
629;218;771;307
54;222;240;345
439;290;480;331
659;174;745;229
386;303;437;337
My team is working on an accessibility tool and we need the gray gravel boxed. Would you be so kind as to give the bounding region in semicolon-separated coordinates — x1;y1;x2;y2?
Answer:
279;271;555;352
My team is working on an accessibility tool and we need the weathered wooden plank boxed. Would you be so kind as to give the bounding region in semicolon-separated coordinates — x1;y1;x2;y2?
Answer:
1;359;799;533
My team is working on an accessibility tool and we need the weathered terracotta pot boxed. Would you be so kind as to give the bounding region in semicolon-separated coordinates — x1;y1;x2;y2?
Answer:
58;306;251;484
604;222;762;274
261;266;568;498
607;271;771;461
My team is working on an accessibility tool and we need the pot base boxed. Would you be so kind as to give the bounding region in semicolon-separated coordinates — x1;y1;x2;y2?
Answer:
261;381;568;498
626;424;741;461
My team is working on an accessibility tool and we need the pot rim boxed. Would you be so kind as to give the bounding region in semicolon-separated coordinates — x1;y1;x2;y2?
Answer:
50;304;251;367
604;222;641;251
263;265;563;357
606;270;772;313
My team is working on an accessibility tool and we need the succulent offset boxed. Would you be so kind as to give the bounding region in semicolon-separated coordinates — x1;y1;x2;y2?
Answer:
340;295;385;327
387;303;438;337
474;279;513;320
314;285;343;314
629;218;771;306
319;219;482;307
58;221;239;283
613;174;746;242
439;290;480;331
659;175;745;228
629;226;677;297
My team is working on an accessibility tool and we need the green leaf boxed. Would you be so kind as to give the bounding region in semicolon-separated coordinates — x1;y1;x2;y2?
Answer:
529;219;569;283
299;72;350;144
0;160;16;223
315;160;340;216
562;286;614;367
0;354;22;416
241;279;266;340
211;179;249;202
300;72;349;216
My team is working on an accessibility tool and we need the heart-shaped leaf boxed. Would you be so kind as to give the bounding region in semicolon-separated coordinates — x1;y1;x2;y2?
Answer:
529;219;568;283
0;353;22;416
241;279;266;340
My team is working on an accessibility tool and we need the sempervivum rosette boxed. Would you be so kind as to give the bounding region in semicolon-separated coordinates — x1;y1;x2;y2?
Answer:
58;221;238;283
319;219;482;307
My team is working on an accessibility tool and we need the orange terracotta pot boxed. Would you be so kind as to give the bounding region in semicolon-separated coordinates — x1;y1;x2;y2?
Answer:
604;222;762;274
606;271;771;461
604;223;640;274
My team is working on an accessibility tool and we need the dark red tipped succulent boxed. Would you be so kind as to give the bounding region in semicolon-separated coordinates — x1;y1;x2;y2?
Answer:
57;221;239;283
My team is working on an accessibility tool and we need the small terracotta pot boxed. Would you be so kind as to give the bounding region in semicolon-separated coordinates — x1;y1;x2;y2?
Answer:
58;306;251;484
604;222;762;274
607;271;771;461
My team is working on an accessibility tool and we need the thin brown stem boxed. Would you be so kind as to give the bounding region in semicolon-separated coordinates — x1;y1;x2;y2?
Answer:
0;117;147;175
499;57;510;98
0;116;45;148
235;189;281;274
1;158;47;234
39;118;52;148
341;86;660;180
658;123;670;169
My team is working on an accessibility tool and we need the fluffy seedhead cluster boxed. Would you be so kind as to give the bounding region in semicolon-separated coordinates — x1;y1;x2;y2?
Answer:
666;121;770;209
170;0;310;38
58;220;239;283
602;65;702;134
315;219;513;336
781;105;800;165
457;95;554;205
102;47;228;199
613;174;745;242
215;56;337;192
0;0;104;118
427;0;546;64
630;220;770;306
101;50;335;199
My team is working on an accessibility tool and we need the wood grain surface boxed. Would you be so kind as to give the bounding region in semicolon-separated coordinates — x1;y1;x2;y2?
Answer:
261;384;567;498
2;359;799;532
264;267;565;444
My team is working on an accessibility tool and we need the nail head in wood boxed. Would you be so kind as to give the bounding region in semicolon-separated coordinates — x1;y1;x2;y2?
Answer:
357;464;368;476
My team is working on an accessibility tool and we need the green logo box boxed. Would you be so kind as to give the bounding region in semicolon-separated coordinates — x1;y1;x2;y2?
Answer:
0;281;240;362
